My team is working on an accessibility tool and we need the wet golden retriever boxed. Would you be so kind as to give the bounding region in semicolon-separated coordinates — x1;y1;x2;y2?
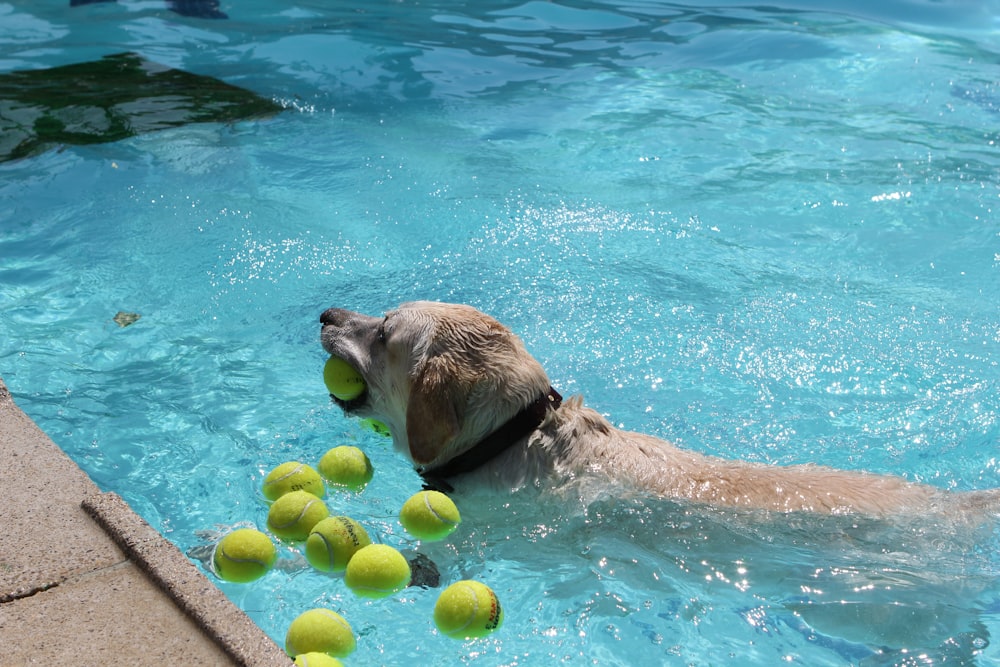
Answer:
320;301;1000;518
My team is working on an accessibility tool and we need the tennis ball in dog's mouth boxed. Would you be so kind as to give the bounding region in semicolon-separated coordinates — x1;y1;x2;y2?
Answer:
434;580;504;639
343;544;411;598
323;356;366;401
399;490;461;541
284;608;356;658
212;528;276;583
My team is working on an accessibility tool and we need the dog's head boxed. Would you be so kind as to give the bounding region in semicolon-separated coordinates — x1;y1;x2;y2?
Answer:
319;301;551;469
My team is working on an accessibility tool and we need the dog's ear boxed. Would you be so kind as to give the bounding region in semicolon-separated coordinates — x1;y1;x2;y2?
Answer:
405;356;464;466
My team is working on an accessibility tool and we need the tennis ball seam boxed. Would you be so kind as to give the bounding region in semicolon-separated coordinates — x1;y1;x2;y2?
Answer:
422;491;459;527
313;532;337;571
268;463;306;484
452;582;481;634
271;497;324;529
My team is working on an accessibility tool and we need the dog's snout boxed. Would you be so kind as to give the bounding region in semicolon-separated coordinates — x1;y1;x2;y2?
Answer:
320;307;349;327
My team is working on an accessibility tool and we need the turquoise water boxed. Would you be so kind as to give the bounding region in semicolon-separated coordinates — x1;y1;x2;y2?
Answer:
2;1;1000;664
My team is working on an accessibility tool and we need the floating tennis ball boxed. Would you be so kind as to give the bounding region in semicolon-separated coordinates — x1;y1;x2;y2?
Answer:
267;490;330;541
399;490;461;541
212;528;276;583
294;653;344;667
343;544;411;598
434;580;504;639
262;461;325;501
318;446;373;491
305;516;372;573
285;608;356;658
360;418;390;437
323;356;366;401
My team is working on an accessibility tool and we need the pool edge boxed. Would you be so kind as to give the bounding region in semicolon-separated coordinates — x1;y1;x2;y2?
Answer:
82;491;292;667
0;376;291;666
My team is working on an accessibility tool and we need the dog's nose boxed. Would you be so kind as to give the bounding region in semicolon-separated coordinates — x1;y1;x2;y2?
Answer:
320;308;349;326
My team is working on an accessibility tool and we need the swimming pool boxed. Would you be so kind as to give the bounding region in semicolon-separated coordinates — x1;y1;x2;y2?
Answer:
2;0;999;663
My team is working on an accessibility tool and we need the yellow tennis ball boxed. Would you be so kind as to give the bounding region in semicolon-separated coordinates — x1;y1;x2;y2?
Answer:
262;461;325;501
212;528;276;583
399;490;461;541
267;490;330;541
292;651;344;667
284;608;356;658
323;356;366;401
434;580;504;639
305;516;372;573
293;653;344;667
343;544;411;599
318;446;373;491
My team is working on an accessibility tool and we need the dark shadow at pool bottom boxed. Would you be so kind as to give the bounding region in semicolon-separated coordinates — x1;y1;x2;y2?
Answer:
0;52;282;162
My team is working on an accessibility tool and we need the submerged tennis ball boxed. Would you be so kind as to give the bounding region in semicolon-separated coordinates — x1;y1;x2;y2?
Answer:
293;653;344;667
305;516;372;573
212;528;276;583
343;544;411;598
267;490;330;541
399;490;461;541
434;580;504;639
323;356;366;401
262;461;325;501
360;418;390;437
318;446;374;491
285;608;356;658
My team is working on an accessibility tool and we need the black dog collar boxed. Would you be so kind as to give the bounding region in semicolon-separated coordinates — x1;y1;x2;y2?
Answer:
418;386;562;493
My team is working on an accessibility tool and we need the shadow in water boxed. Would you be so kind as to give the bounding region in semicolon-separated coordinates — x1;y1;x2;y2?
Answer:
0;52;282;162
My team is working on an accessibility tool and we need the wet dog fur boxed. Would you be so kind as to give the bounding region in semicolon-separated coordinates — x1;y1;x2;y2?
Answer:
320;301;1000;519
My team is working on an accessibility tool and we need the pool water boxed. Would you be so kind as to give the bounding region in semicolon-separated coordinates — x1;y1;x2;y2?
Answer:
2;0;1000;664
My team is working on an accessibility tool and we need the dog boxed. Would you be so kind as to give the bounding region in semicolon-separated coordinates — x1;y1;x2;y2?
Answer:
320;301;1000;519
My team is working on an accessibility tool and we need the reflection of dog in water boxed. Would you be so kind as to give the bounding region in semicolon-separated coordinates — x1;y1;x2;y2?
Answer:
320;300;1000;520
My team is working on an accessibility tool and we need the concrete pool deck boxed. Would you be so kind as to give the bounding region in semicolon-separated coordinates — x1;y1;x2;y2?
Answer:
0;377;292;666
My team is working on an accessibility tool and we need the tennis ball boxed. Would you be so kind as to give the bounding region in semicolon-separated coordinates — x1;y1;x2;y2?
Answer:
262;461;325;501
434;580;504;639
267;490;330;541
343;544;411;598
305;516;372;573
323;356;366;401
318;446;373;491
285;608;356;658
293;653;344;667
212;528;276;583
360;418;390;437
399;490;461;541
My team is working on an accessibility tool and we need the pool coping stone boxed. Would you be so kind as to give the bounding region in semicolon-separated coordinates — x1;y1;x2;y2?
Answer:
0;376;292;666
